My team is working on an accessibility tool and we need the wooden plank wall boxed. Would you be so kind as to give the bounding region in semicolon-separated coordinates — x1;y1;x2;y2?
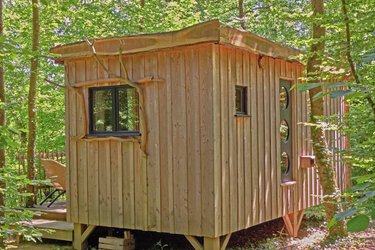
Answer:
212;44;347;236
64;42;347;238
64;43;217;237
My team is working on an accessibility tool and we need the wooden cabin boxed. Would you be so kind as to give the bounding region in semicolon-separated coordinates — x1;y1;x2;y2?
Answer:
51;20;349;250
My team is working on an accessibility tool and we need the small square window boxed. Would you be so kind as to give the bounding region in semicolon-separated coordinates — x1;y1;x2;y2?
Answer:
235;86;247;115
89;85;140;136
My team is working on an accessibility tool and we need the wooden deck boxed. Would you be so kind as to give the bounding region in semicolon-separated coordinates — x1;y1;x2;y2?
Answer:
26;202;73;242
29;202;67;221
30;219;73;242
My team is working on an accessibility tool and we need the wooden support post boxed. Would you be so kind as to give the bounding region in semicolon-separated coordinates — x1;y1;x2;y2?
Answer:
282;209;304;237
204;237;220;250
73;223;96;250
185;234;232;250
220;233;231;250
185;236;203;250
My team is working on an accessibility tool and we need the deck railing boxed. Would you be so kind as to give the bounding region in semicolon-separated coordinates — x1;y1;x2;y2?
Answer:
16;150;66;177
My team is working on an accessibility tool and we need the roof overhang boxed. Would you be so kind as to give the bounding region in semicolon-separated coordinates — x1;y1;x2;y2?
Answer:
50;20;302;63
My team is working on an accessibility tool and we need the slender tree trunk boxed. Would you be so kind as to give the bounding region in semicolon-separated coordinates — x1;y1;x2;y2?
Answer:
238;0;246;29
340;0;375;119
0;0;6;247
139;0;145;33
0;0;5;178
26;0;39;208
307;0;346;237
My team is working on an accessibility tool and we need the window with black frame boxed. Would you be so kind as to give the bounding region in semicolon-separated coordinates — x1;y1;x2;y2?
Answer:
89;85;140;136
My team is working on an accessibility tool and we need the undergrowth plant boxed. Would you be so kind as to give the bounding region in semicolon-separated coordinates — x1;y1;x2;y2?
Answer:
0;126;43;248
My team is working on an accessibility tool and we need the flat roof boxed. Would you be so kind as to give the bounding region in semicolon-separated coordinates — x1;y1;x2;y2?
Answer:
51;20;301;62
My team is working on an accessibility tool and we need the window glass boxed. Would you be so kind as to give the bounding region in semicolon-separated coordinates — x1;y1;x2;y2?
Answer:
280;86;289;110
89;85;140;135
118;87;139;131
281;152;290;175
280;80;292;182
235;86;247;114
280;120;289;143
92;89;113;132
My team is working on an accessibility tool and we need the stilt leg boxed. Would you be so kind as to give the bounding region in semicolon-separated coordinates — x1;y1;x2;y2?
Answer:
73;224;85;250
204;237;220;250
73;223;96;250
185;234;232;250
282;209;304;237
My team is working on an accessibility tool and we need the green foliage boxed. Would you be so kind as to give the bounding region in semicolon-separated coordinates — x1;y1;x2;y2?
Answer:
304;204;326;224
328;173;375;232
0;0;374;245
291;0;375;234
0;168;42;244
347;215;370;232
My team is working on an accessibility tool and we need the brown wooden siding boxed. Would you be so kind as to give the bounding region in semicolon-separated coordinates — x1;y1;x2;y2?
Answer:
65;43;217;237
212;44;346;236
64;42;347;238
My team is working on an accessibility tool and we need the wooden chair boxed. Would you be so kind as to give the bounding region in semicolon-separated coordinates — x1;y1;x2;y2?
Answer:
40;159;67;207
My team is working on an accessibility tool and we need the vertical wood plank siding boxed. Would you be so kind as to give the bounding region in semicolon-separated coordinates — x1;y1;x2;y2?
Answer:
66;44;215;237
65;43;346;238
212;44;346;236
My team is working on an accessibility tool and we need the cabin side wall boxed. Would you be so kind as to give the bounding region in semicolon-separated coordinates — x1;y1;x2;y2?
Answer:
213;44;347;237
64;43;218;237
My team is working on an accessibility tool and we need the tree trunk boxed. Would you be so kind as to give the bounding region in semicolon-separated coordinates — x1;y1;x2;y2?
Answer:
308;0;346;237
26;0;39;208
238;0;246;29
139;0;145;33
0;0;5;247
340;0;375;119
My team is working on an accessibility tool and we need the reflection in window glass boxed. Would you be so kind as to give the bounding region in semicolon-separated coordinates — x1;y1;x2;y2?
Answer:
281;152;290;175
90;85;140;135
235;86;247;114
280;120;289;143
280;86;289;110
118;87;139;131
93;89;113;132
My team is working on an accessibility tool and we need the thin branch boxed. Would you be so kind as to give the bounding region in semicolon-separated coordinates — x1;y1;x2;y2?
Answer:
119;40;131;83
86;38;118;78
44;78;65;88
341;0;375;118
85;39;149;155
238;0;246;30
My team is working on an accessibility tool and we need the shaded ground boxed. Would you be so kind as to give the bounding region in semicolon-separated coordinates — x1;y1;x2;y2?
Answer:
227;219;375;250
13;217;375;249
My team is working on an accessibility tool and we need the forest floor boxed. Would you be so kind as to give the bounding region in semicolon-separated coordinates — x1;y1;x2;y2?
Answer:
13;206;375;250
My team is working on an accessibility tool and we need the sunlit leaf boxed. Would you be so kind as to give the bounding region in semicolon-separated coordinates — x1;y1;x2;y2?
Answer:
325;82;351;88
347;214;370;232
335;207;357;221
357;190;375;203
327;217;338;229
346;183;371;193
312;91;327;101
330;89;354;99
297;82;324;92
353;174;375;184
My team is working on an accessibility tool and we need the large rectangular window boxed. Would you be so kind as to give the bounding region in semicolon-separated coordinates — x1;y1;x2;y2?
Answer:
89;85;140;136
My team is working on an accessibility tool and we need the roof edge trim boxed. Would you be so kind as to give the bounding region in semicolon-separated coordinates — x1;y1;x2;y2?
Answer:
50;20;302;62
